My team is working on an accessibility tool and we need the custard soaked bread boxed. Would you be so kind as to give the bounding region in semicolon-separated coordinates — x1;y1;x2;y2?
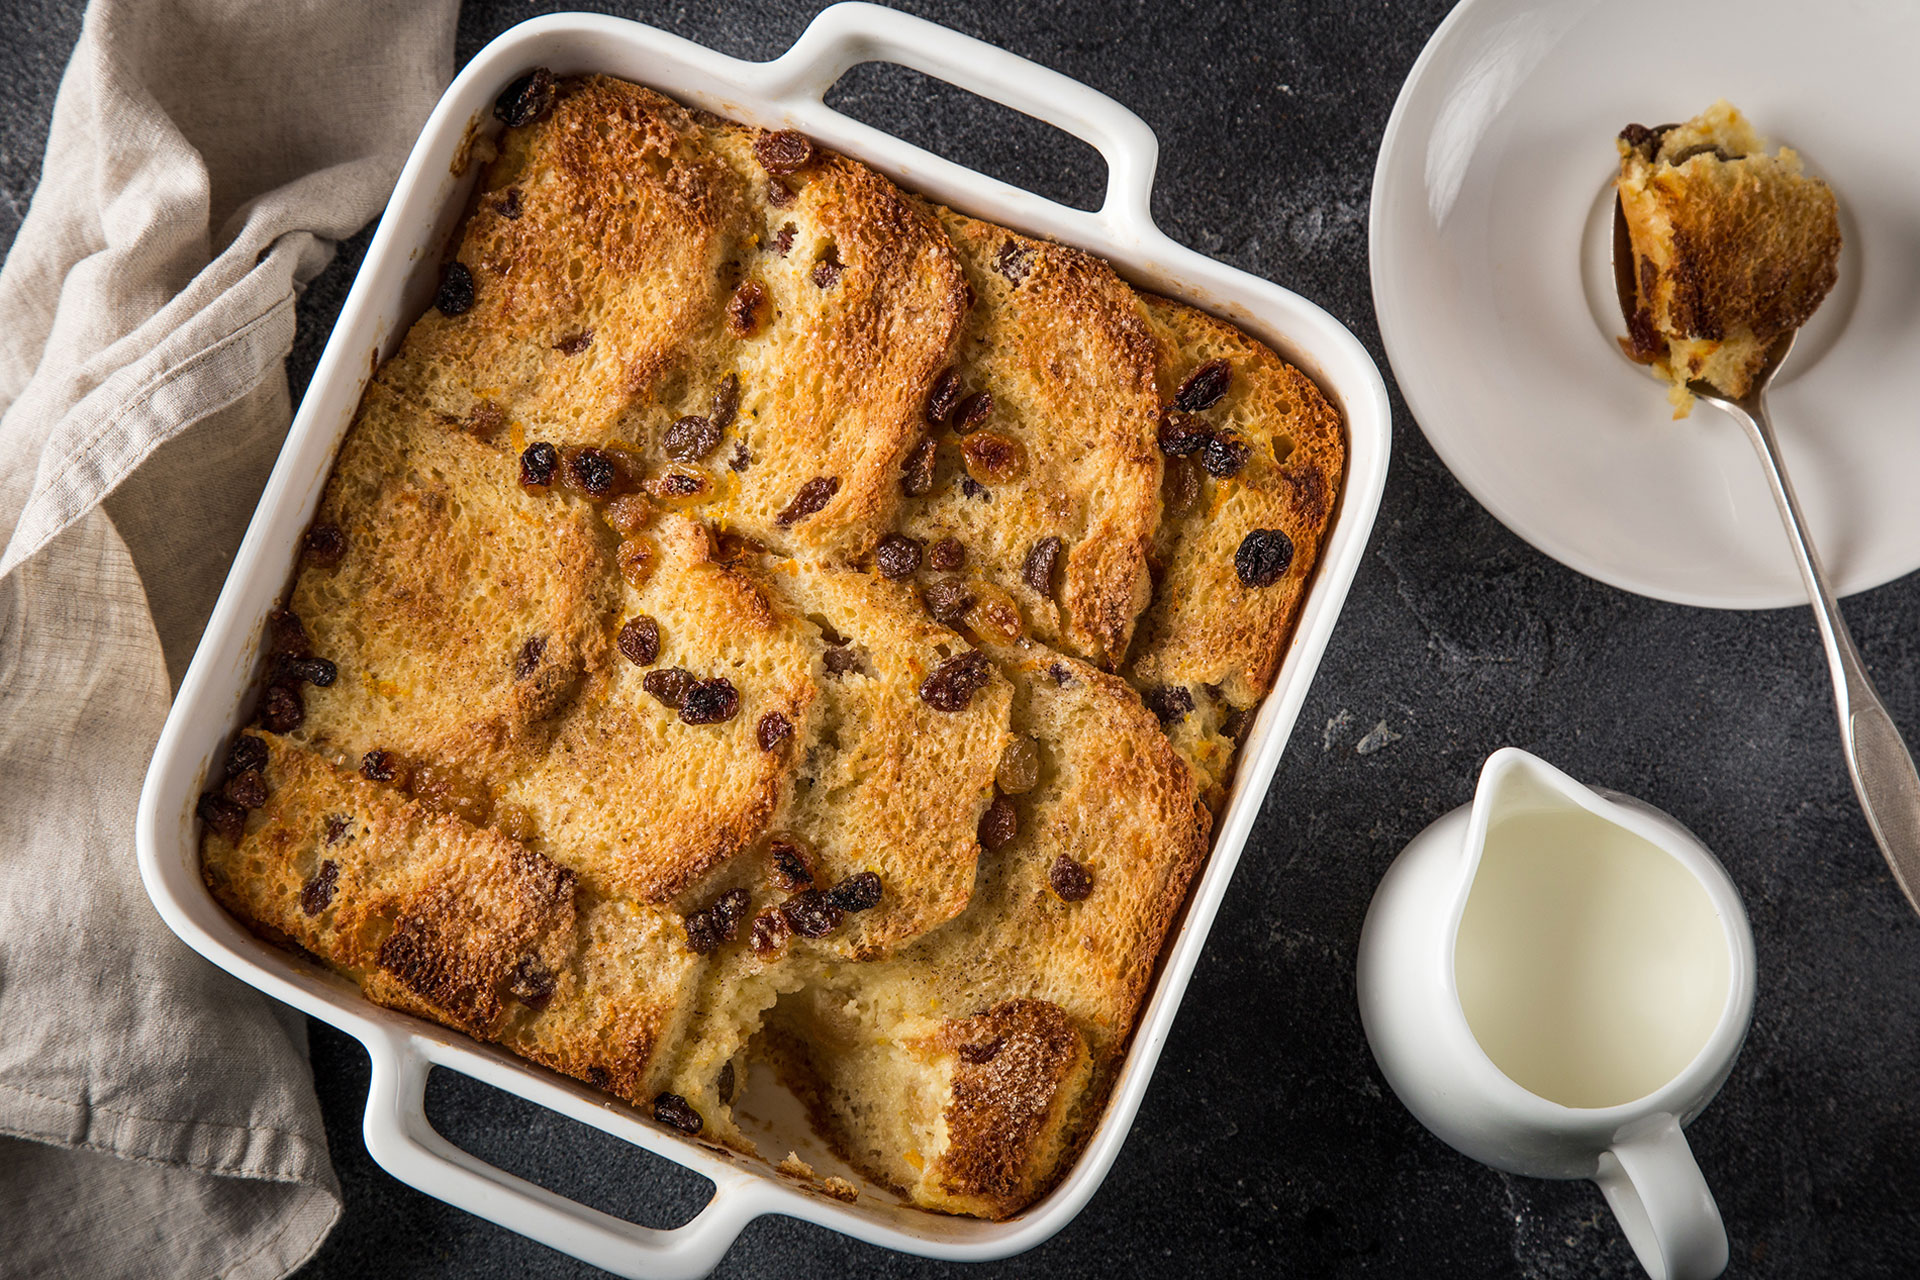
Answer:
1615;100;1841;417
200;69;1343;1220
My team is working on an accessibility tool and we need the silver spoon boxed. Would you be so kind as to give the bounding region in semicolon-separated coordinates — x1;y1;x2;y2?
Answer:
1612;198;1920;916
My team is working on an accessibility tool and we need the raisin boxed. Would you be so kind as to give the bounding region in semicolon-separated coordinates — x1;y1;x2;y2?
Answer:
712;888;750;941
258;683;304;733
684;910;722;956
225;734;268;780
223;768;267;810
1157;409;1211;457
663;414;720;462
958;1036;1006;1065
874;534;923;580
821;871;879;914
1619;122;1656;150
514;636;545;680
654;471;707;500
197;792;246;843
618;616;661;666
995;738;1040;794
553;330;593;356
727;280;769;336
714;531;765;563
497;187;523;219
757;712;793;751
465;401;506;440
508;956;555;1009
361;749;405;784
303;523;345;568
822;644;861;677
922;578;975;624
1202;430;1251;478
768;180;796;209
772;221;796;255
1164;455;1201;516
729;442;751;473
1146;684;1195;725
1220;707;1253;741
717;1060;737;1103
951;390;993;435
564;447;618;499
901;439;937;496
1049;662;1073;686
978;795;1018;851
809;258;843;289
587;1067;612;1089
680;678;740;725
494;67;555;128
271;654;336;688
993;239;1035;285
781;889;843;938
925;367;963;426
324;814;349;844
959;476;992;502
653;1092;704;1135
520;441;559;490
494;802;538;841
750;908;791;957
711;373;740;432
1022;536;1062;596
754;129;815;174
776;476;839;526
1174;358;1231;411
1049;854;1094;902
267;607;311;658
297;859;340;915
919;651;991;712
434;262;474;316
928;537;966;571
962;431;1025;483
1235;528;1294;588
643;667;694;708
768;841;814;891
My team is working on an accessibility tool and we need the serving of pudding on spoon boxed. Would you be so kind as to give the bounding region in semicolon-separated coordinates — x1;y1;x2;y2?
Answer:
1609;100;1920;916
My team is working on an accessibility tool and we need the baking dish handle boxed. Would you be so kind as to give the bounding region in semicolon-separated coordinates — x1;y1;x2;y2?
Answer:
361;1032;765;1279
764;1;1160;236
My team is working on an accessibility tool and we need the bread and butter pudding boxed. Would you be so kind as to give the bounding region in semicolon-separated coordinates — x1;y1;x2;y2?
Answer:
196;70;1343;1219
1615;99;1841;417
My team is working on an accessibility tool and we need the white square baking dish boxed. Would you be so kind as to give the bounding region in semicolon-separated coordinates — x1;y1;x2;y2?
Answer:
134;5;1390;1275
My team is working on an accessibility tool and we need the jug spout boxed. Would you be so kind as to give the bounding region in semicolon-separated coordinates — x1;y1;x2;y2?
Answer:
1452;747;1613;899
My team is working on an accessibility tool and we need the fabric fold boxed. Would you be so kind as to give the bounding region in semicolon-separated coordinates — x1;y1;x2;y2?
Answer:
0;1;459;1275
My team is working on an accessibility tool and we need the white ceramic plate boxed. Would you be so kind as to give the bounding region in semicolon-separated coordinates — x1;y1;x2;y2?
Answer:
1372;0;1920;609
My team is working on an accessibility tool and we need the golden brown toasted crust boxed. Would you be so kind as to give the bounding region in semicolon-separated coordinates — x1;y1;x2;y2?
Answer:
756;560;1012;958
1616;100;1840;411
890;209;1163;668
378;76;744;440
1124;293;1345;802
917;999;1093;1217
201;735;700;1103
684;125;973;560
201;74;1343;1224
289;383;613;783
497;513;818;904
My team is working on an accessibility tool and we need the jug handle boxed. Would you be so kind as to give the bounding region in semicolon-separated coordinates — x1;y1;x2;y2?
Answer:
1592;1114;1729;1280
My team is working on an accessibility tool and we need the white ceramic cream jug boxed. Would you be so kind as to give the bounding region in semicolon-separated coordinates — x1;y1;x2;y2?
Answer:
1356;748;1755;1280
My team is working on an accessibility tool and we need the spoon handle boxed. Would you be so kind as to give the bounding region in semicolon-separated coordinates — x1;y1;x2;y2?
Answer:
1734;394;1920;916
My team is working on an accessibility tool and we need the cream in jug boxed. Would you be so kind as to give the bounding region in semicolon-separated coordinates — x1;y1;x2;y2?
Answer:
1454;806;1732;1109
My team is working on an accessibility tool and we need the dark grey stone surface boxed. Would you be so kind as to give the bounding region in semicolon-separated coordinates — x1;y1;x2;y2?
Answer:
6;1;1918;1276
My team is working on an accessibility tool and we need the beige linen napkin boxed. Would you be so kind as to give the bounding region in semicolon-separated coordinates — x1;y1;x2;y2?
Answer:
0;1;456;1275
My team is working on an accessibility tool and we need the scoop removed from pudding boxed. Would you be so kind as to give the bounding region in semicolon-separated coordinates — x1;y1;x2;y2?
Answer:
1615;100;1840;417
